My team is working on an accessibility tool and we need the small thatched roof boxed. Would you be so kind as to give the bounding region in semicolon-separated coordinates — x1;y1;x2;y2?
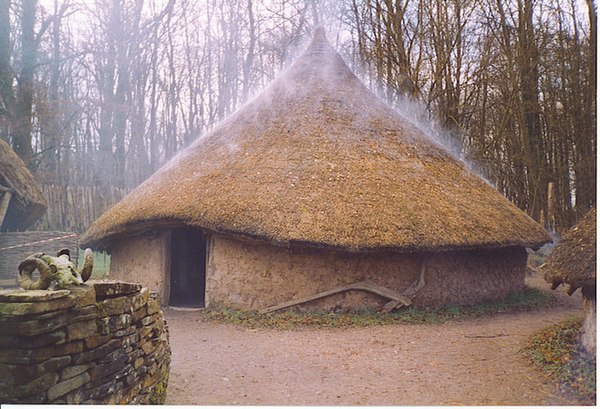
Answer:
0;139;47;231
543;208;596;291
81;29;549;252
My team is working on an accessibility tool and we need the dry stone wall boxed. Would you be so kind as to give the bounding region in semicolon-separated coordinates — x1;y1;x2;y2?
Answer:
0;280;171;404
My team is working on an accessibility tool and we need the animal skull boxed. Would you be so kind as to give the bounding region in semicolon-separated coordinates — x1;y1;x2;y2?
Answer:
18;248;94;290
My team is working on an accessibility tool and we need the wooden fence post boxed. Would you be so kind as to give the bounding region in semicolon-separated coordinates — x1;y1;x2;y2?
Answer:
0;190;12;229
32;185;132;233
547;181;555;232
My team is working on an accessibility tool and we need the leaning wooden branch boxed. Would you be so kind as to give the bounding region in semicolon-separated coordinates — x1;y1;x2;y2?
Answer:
260;265;427;314
381;262;427;312
0;191;12;229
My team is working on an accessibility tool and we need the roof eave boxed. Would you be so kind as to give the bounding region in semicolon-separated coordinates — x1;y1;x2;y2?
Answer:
83;221;551;255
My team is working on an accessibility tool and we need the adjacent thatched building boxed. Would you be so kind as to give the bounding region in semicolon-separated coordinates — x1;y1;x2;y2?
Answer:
81;29;549;311
0;139;47;231
543;208;596;355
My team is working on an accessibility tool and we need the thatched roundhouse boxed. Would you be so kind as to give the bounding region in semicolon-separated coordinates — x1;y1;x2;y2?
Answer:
81;29;549;310
0;139;47;231
542;208;596;355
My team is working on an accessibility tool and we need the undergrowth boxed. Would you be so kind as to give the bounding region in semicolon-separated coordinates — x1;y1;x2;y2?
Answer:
205;285;552;330
523;318;596;404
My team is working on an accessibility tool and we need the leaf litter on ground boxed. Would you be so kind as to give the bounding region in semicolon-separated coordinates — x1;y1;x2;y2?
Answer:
523;318;596;405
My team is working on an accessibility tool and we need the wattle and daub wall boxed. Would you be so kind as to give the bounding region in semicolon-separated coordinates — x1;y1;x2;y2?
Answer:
108;230;527;311
0;281;171;404
207;235;527;311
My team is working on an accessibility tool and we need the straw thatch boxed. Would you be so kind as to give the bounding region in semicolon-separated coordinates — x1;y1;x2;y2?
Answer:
0;139;47;231
542;208;596;292
81;29;549;252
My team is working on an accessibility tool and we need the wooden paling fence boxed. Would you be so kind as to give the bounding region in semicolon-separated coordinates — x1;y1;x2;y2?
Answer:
32;185;132;233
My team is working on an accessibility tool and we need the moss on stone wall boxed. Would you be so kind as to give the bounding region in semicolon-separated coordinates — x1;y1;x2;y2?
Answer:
0;281;171;404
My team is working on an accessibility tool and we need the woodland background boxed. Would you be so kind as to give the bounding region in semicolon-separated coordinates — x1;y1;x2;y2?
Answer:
0;0;596;232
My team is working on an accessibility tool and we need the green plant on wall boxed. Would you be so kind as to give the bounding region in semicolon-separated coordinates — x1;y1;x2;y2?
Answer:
148;371;169;404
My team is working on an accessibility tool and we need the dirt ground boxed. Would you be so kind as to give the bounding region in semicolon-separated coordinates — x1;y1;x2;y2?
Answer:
163;272;585;406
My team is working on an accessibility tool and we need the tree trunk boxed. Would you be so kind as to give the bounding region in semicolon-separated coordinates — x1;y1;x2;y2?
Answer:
13;0;37;169
0;0;14;133
517;0;544;220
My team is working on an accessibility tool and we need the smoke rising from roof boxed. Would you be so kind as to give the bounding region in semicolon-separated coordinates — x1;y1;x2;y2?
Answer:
81;27;550;252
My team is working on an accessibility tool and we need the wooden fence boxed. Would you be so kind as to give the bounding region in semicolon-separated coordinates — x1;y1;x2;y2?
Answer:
32;185;132;233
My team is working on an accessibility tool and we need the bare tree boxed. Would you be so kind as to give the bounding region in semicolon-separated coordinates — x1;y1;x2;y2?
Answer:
3;0;592;232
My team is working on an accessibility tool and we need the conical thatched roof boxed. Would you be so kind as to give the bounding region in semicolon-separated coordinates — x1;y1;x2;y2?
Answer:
543;208;596;291
81;29;549;252
0;139;47;231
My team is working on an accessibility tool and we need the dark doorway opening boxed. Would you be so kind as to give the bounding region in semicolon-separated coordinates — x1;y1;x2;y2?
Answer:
169;228;206;307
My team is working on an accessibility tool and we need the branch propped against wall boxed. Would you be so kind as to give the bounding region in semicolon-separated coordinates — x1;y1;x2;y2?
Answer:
382;262;427;312
0;188;13;229
260;264;427;314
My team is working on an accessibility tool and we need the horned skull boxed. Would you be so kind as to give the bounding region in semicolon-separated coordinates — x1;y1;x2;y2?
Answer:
18;248;94;290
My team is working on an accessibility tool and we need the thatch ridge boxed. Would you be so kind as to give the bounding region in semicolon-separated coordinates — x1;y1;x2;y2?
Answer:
542;208;596;291
81;30;549;252
0;139;47;231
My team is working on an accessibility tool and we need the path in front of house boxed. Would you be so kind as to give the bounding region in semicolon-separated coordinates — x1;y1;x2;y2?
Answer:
163;273;584;406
